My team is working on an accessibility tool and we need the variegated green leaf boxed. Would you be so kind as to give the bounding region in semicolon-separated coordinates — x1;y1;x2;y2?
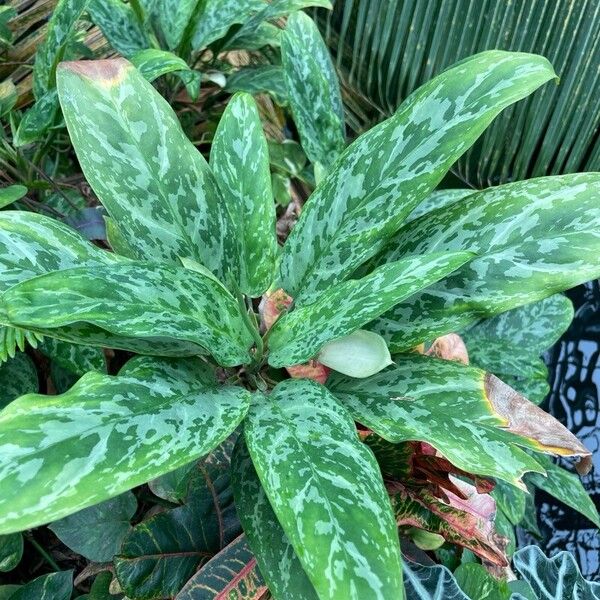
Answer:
461;295;573;404
268;252;472;367
152;0;200;50
0;185;27;209
191;0;264;50
1;261;253;366
231;436;319;600
37;337;106;376
210;93;277;297
245;379;403;599
372;174;600;351
13;90;59;147
526;454;600;529
328;354;590;488
0;352;38;410
0;80;17;117
0;211;120;293
32;0;90;99
282;11;345;169
0;533;22;572
513;546;600;600
226;66;288;106
406;188;473;223
276;51;556;304
131;48;201;100
88;0;151;58
0;356;250;534
57;59;235;282
175;534;268;599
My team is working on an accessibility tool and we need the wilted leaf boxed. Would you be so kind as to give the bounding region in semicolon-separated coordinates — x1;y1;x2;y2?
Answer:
328;354;591;488
0;357;250;533
50;492;137;562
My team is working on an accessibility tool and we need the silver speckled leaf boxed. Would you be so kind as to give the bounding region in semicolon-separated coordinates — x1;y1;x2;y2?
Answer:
0;356;250;534
245;379;403;599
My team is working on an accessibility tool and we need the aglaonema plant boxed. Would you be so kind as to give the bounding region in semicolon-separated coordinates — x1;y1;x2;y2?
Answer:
0;42;599;598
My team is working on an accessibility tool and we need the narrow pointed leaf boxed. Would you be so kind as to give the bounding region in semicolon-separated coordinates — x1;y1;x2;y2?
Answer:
282;12;345;168
0;356;250;534
57;59;235;281
245;380;403;599
328;354;591;487
210;93;277;297
277;51;556;303
2;262;253;366
526;454;600;529
268;252;472;367
175;534;268;600
372;174;600;351
231;437;319;600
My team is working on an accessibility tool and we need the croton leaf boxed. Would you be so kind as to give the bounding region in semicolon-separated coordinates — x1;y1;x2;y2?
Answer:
328;354;591;488
57;58;235;282
0;352;38;410
0;356;250;534
513;545;600;600
244;379;403;599
282;11;345;169
277;51;556;304
231;436;319;600
372;174;600;351
210;92;277;297
268;251;472;367
1;262;253;366
175;534;268;599
9;571;73;600
49;492;137;562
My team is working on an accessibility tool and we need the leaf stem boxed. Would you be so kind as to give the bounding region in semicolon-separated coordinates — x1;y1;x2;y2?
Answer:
27;536;61;571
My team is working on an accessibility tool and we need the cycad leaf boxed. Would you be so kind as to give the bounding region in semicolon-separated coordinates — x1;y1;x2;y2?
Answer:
244;379;403;599
268;252;471;367
2;261;253;366
210;93;277;297
57;59;235;282
327;354;590;488
0;326;42;364
371;173;600;351
282;11;345;169
231;436;318;600
0;356;250;534
276;50;556;303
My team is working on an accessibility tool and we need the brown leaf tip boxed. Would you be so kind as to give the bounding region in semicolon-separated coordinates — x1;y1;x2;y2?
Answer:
58;58;131;86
